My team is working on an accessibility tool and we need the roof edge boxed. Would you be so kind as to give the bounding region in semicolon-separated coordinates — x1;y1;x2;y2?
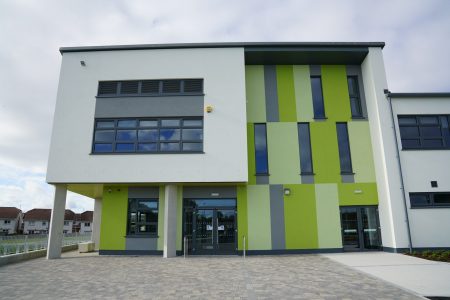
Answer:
390;92;450;98
59;41;385;54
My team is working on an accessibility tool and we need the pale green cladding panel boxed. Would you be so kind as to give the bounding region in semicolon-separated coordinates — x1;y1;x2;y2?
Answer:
237;185;248;251
284;184;318;249
293;65;314;122
276;65;297;122
157;186;165;251
315;184;342;248
99;186;128;250
246;185;272;250
310;122;341;183
245;65;266;122
247;123;256;185
267;122;301;184
338;183;379;206
321;65;351;121
348;121;376;183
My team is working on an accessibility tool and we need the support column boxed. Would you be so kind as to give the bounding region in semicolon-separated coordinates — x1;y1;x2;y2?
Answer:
47;184;67;259
92;197;102;251
163;184;178;258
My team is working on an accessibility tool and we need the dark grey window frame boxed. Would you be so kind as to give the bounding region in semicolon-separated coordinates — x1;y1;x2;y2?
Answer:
297;123;314;175
97;79;204;97
310;76;326;119
127;198;159;236
336;122;354;175
347;76;364;119
254;123;269;175
398;115;450;150
410;192;450;208
92;117;203;154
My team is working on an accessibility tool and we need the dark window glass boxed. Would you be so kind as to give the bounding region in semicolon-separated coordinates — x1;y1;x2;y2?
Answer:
139;120;158;127
141;80;160;94
254;124;269;174
117;120;137;128
160;142;180;151
137;143;157;152
128;199;158;235
336;123;353;174
182;129;203;141
96;121;115;128
94;144;113;152
182;143;202;151
311;77;325;119
94;131;114;142
298;123;313;174
116;130;137;141
120;81;139;94
138;130;158;141
115;143;134;152
183;120;203;127
433;194;450;205
409;194;431;207
161;119;180;127
410;193;450;208
398;115;450;149
160;129;180;141
347;76;363;118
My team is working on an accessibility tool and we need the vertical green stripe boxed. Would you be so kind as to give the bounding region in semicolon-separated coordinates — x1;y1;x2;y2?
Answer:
247;185;272;250
276;65;297;122
176;185;183;251
315;184;342;248
310;122;341;183
247;123;256;185
267;122;300;184
338;183;378;206
321;65;351;121
157;186;165;251
99;186;128;250
245;65;266;122
237;185;248;250
348;121;376;183
284;184;318;249
293;65;314;122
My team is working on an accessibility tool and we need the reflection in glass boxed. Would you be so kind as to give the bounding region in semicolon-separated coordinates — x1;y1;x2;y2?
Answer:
182;143;202;151
96;121;115;128
182;129;203;140
95;131;114;142
336;123;353;173
139;120;158;127
161;119;180;127
160;129;180;141
116;130;137;141
311;77;325;118
183;120;202;127
160;142;180;151
115;143;134;152
117;120;137;128
138;130;158;141
137;143;157;152
94;144;113;152
298;123;313;174
254;124;268;174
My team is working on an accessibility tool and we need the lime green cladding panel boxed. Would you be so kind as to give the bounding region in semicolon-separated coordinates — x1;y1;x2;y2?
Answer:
247;123;256;185
157;186;165;251
267;122;301;184
99;186;128;250
348;121;376;183
310;122;341;183
338;183;379;206
293;65;314;122
237;185;248;250
284;184;318;249
321;65;351;121
315;184;342;248
245;65;266;123
246;185;272;250
276;65;297;122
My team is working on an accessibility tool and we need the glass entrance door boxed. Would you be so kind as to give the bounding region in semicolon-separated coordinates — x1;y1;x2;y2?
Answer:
184;199;237;255
340;206;381;251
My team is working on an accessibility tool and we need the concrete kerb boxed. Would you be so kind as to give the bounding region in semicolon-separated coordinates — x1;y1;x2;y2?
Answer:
0;244;78;266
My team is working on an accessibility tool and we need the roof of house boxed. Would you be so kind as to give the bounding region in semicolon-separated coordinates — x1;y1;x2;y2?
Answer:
23;209;76;221
80;211;93;222
0;207;22;219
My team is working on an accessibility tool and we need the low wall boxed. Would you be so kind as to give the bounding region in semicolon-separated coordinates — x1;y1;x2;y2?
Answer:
0;244;78;266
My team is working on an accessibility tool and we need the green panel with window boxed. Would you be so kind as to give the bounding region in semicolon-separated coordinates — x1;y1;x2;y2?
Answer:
99;186;128;250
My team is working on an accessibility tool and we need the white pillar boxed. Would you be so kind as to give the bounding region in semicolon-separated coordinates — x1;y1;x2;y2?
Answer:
92;197;102;251
163;184;178;258
47;184;67;259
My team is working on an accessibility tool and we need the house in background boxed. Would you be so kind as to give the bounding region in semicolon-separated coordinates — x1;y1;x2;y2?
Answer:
23;209;75;234
73;211;93;233
0;207;22;235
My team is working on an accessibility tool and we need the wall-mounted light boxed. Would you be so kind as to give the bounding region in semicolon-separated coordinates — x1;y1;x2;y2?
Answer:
284;188;291;196
354;189;362;194
107;188;112;193
80;60;86;66
211;193;219;197
205;105;213;113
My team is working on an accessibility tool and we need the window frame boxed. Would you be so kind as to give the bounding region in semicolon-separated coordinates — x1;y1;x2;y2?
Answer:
410;192;450;208
92;117;204;154
127;198;159;236
398;115;450;150
347;76;364;118
254;123;269;175
310;76;326;119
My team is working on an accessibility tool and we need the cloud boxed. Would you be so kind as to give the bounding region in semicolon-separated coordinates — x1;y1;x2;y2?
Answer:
0;0;449;212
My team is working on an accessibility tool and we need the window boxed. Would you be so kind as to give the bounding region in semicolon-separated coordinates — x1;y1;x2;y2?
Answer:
93;118;203;154
42;222;47;226
97;79;203;96
84;222;90;227
398;115;450;149
347;76;363;118
336;123;353;174
4;220;11;224
254;124;269;175
29;221;35;226
298;123;314;174
64;221;69;226
311;76;326;119
410;192;450;208
127;199;158;235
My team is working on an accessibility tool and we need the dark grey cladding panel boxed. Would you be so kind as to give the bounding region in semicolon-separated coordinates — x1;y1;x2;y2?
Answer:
341;174;355;183
256;175;269;185
264;65;279;122
269;185;286;250
183;186;237;198
128;187;159;198
346;65;368;118
309;65;321;76
95;96;204;118
125;237;158;250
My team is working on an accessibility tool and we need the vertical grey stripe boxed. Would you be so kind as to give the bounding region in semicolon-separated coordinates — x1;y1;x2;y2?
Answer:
309;65;321;76
346;65;368;119
269;184;285;250
264;65;279;122
256;176;269;185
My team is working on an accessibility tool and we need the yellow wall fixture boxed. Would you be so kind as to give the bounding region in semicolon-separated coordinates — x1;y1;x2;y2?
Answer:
205;105;213;113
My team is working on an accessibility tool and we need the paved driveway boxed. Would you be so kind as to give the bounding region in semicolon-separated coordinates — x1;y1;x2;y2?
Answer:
0;252;421;299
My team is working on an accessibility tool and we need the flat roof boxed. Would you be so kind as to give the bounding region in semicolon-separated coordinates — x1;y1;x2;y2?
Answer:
389;93;450;98
59;42;385;65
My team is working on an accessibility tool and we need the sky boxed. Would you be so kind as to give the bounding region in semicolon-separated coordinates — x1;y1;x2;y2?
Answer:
0;0;449;213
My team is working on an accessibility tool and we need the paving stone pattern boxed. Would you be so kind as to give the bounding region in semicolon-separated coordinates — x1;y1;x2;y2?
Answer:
0;252;422;299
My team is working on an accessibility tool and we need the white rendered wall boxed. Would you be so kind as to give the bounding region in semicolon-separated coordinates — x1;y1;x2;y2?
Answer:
0;219;16;234
392;97;450;247
362;47;411;250
24;220;49;234
47;48;247;184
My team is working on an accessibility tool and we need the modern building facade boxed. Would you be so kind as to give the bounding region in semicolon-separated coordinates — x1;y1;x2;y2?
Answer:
0;207;22;235
45;42;450;258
